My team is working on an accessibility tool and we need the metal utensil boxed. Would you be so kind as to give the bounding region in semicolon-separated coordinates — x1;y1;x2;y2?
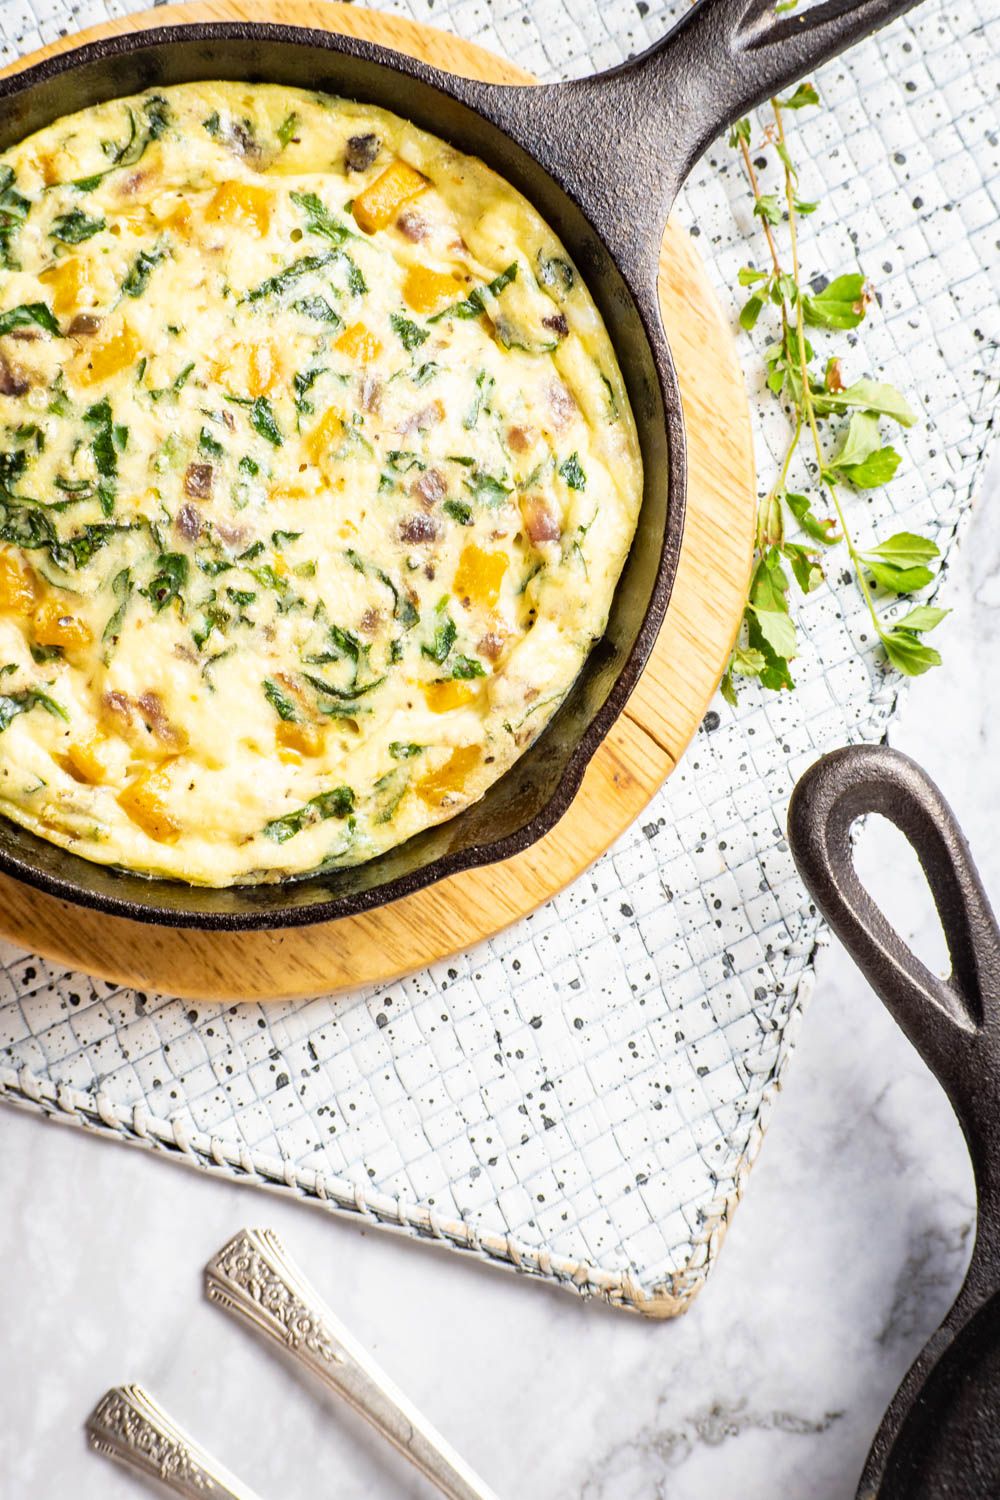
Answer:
788;744;1000;1498
206;1227;499;1500
86;1384;263;1500
0;0;928;930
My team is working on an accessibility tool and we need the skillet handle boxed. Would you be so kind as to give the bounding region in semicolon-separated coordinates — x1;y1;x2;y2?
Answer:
787;744;1000;1187
611;0;928;210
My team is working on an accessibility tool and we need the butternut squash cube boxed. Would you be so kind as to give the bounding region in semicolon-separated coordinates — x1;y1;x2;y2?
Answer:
33;598;92;651
352;161;426;234
118;768;181;843
416;743;481;804
453;545;508;611
39;256;91;317
305;406;345;464
247;340;279;396
402;265;464;314
276;720;325;757
76;321;141;385
207;180;271;235
334;322;382;364
422;679;479;714
66;737;112;785
0;552;38;615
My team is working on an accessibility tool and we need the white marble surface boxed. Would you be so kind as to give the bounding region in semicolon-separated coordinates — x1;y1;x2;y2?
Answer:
0;445;994;1498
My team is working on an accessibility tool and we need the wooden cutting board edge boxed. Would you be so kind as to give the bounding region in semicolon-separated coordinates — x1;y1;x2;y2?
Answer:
0;1;756;1000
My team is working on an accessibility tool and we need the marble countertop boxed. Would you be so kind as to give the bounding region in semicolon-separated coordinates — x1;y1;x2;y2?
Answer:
1;447;996;1497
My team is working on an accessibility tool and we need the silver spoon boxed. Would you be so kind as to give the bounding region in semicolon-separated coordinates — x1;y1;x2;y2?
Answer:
86;1384;263;1500
206;1228;500;1500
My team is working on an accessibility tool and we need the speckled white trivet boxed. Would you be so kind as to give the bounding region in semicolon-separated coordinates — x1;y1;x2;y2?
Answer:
0;0;997;1313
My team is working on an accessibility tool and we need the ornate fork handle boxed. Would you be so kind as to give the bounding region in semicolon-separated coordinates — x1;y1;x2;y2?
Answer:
206;1228;500;1500
86;1385;263;1500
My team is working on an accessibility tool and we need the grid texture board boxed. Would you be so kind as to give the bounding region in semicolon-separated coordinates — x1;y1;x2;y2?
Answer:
0;0;997;1312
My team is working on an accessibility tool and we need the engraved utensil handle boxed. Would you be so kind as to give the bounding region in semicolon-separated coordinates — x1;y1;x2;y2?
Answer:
206;1228;500;1500
86;1385;264;1500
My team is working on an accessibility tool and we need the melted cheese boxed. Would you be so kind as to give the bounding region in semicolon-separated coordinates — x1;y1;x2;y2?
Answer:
0;83;642;884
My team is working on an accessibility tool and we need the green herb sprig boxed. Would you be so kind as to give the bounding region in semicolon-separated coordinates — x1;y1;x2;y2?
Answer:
722;86;946;704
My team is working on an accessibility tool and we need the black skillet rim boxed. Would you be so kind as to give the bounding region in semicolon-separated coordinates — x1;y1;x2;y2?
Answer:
0;20;688;931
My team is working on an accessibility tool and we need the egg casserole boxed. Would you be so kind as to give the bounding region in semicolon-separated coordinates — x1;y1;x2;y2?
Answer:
0;82;643;884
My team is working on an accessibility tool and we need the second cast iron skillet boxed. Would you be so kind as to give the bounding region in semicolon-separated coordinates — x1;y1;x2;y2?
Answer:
0;0;925;928
790;745;1000;1498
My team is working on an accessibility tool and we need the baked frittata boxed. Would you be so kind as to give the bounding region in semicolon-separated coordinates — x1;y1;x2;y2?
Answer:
0;82;642;884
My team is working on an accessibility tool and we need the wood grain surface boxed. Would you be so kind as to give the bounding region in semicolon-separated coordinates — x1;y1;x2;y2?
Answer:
0;2;755;1000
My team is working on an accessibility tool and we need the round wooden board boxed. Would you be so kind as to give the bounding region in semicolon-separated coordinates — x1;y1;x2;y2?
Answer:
0;2;755;1001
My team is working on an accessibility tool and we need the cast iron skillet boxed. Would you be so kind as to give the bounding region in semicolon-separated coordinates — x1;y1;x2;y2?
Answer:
0;0;925;929
789;745;1000;1499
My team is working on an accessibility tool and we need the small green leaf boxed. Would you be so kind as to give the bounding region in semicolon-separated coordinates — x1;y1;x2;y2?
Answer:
754;194;782;226
864;559;935;595
750;605;797;659
783;542;823;594
893;604;949;633
728;119;751;148
783;82;820;109
786;492;839;545
740;294;764;331
802;273;869;329
863;531;940;568
812;378;917;427
881;629;942;676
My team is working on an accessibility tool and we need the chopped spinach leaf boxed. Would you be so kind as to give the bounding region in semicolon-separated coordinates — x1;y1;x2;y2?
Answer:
263;784;355;843
50;208;105;244
389;741;423;759
421;612;456;665
263;677;298;721
141;551;188;612
295;295;342;326
390;312;429;351
0;303;59;338
558;452;587;490
443;498;473;526
0;687;67;732
428;261;518;323
245;252;335;304
0;166;30;269
249;396;282;447
121;246;166;299
450;654;485;679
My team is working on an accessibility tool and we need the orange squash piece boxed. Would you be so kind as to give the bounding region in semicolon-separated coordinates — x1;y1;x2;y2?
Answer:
402;265;464;314
352;161;426;234
207;180;271;236
66;737;112;785
0;552;38;615
33;598;92;651
453;545;508;611
118;767;181;843
76;321;141;385
422;679;479;714
247;340;279;396
416;743;481;805
334;322;382;364
276;720;325;758
305;406;345;464
39;256;90;317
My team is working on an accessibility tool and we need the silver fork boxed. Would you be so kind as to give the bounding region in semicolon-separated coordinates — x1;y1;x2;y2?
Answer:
86;1384;264;1500
206;1227;500;1500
